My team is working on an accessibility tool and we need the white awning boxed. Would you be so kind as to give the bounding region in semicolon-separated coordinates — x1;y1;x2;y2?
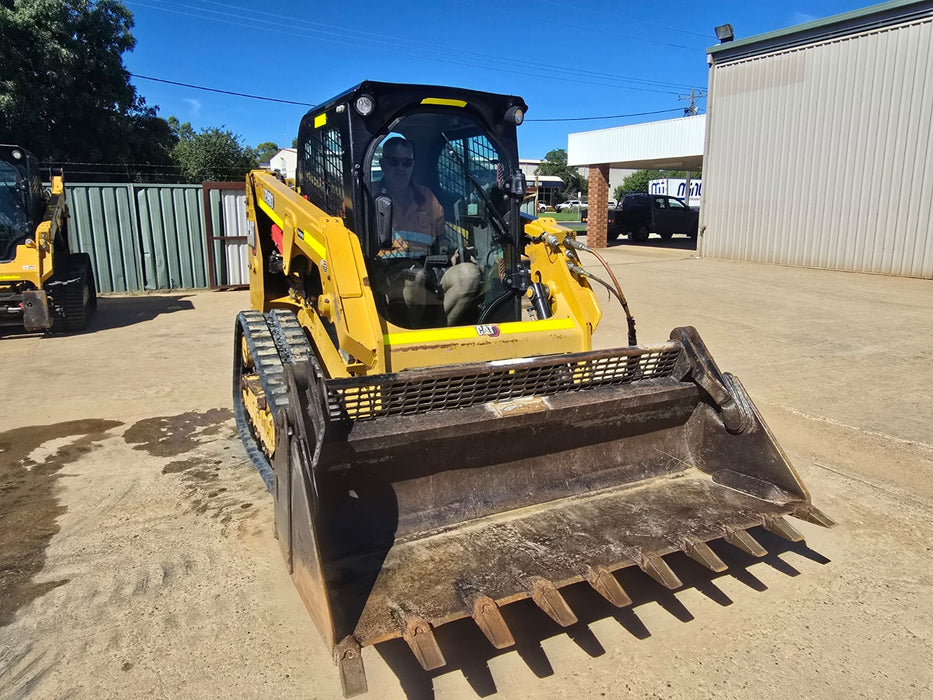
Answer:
568;114;705;170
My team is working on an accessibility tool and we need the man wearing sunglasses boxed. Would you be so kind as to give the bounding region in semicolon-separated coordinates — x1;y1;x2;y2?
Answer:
377;136;444;255
374;136;480;327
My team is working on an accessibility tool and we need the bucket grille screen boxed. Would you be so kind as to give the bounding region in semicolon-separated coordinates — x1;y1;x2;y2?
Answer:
324;344;682;421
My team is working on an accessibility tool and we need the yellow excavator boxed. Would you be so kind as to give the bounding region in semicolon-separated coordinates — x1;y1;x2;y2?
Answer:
0;144;96;333
233;82;833;696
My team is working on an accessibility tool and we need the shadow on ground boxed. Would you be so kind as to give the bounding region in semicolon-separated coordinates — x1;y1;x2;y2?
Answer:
0;294;197;338
607;234;698;251
85;294;197;332
375;528;830;699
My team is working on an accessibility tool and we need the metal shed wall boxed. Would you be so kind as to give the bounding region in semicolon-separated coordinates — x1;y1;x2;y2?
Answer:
66;183;144;293
135;185;208;290
700;12;933;278
206;186;249;287
67;183;209;292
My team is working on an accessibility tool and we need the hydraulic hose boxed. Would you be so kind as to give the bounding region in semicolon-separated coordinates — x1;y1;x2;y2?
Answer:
547;234;638;346
478;288;519;324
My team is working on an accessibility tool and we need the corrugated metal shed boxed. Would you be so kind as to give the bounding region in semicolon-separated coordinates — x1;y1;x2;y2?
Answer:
136;185;208;289
700;0;933;278
205;186;249;287
67;183;209;292
568;115;705;170
67;184;143;293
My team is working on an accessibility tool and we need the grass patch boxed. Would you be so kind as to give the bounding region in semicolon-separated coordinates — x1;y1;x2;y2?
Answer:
537;210;582;222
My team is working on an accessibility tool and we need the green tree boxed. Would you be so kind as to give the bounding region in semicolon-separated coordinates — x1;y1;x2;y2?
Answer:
170;121;258;183
253;141;280;164
613;169;701;201
0;0;174;169
535;148;587;201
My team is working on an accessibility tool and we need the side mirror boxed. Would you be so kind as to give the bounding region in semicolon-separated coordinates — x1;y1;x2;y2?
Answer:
375;195;393;249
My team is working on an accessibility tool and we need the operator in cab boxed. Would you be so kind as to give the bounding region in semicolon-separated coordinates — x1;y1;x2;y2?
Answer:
373;136;480;328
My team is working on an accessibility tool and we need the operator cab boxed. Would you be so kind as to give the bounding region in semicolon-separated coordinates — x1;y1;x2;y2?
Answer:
0;145;43;263
296;82;530;331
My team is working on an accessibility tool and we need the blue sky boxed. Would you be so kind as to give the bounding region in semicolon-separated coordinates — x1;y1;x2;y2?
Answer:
122;0;873;159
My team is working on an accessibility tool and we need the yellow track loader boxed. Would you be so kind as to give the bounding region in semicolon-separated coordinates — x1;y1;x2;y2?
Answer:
0;145;96;332
233;82;833;696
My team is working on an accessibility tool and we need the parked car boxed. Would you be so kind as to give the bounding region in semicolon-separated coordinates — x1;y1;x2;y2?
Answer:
554;199;585;212
611;193;698;242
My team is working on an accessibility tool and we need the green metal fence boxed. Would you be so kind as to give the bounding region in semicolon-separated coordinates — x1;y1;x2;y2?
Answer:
66;183;213;293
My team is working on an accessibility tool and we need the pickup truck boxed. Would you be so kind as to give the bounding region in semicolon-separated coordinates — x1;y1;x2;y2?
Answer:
554;199;585;212
581;194;696;241
611;193;698;242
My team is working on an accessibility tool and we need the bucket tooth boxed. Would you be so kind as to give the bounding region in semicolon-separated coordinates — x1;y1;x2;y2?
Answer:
793;503;837;528
584;564;632;607
639;552;682;590
469;595;515;649
334;636;367;698
763;515;805;542
681;538;728;572
724;527;767;557
401;616;446;671
528;577;578;627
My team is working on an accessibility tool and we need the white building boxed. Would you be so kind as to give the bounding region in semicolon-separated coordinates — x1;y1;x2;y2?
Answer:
265;148;297;180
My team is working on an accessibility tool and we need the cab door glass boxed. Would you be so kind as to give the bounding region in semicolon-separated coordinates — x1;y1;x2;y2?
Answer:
364;112;517;330
0;162;30;261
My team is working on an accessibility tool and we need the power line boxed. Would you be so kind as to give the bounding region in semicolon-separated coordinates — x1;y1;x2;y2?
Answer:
529;0;714;40
678;89;707;115
39;160;183;168
128;69;691;125
126;0;705;95
158;0;701;91
130;73;315;106
127;70;691;124
526;108;685;123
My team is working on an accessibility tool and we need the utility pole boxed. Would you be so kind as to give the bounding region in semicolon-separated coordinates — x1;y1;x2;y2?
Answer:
677;90;706;212
678;89;707;116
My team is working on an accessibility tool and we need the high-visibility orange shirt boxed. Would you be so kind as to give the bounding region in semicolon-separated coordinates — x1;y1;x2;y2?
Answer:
377;183;445;258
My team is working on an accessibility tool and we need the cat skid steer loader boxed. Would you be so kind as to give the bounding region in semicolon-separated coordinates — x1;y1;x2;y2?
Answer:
0;144;96;332
233;82;833;696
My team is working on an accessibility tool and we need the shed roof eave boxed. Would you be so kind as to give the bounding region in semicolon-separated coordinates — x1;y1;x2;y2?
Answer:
707;0;933;62
591;156;704;171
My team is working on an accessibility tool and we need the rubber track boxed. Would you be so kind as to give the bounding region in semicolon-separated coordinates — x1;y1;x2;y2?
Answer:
61;257;91;331
235;309;315;489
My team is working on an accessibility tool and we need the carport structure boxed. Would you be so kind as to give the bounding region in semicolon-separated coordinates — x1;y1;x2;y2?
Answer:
567;115;705;247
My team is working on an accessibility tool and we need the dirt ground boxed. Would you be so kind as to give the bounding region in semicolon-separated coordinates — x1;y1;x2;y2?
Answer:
1;238;931;699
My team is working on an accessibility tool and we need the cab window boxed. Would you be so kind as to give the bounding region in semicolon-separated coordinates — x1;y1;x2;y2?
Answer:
363;111;518;330
0;162;30;260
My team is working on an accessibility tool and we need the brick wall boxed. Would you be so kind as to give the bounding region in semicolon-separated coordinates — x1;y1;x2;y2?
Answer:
587;164;610;248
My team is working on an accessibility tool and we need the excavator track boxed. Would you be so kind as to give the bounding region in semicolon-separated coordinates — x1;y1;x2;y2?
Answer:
233;309;314;488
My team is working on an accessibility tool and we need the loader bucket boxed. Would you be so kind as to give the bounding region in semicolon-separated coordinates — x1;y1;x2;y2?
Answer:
270;326;832;696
